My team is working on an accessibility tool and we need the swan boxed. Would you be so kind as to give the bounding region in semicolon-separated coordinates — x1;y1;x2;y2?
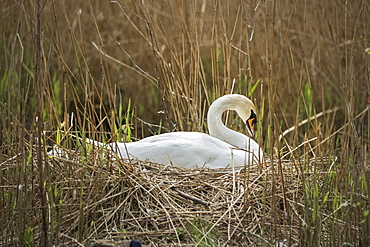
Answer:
107;94;264;169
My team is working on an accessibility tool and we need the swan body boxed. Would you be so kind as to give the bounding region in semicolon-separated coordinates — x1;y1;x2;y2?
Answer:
108;94;263;169
49;94;263;168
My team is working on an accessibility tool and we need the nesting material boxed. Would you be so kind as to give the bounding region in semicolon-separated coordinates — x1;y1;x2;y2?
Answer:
4;144;319;246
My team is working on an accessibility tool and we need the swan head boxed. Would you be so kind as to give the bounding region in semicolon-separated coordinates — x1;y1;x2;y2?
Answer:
208;94;259;139
231;95;258;139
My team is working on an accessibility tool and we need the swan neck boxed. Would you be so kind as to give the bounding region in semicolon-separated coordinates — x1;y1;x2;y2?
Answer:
207;95;251;148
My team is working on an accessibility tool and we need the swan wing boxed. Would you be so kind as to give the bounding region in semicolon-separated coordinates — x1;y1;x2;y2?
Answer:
113;132;262;168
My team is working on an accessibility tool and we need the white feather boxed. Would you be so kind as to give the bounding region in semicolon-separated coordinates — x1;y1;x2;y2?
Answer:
109;94;264;168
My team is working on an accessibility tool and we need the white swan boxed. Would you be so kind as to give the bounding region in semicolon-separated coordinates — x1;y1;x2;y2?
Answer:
108;94;264;169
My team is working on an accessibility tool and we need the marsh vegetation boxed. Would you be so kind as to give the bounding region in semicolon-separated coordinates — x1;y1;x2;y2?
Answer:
1;0;369;246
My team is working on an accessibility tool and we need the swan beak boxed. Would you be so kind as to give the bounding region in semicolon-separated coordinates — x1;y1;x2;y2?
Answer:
247;118;255;139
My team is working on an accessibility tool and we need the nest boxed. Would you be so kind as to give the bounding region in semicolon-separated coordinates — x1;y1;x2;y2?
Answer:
2;144;321;246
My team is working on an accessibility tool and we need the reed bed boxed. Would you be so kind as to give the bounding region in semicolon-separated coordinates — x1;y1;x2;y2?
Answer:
1;0;369;246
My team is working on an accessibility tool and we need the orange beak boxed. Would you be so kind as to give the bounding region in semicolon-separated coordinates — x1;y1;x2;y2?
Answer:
247;118;255;139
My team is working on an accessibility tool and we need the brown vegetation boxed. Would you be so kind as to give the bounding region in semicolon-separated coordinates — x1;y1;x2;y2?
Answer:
1;0;369;246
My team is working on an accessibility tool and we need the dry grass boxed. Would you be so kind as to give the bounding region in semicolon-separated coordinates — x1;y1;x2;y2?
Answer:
1;141;327;246
1;0;370;246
